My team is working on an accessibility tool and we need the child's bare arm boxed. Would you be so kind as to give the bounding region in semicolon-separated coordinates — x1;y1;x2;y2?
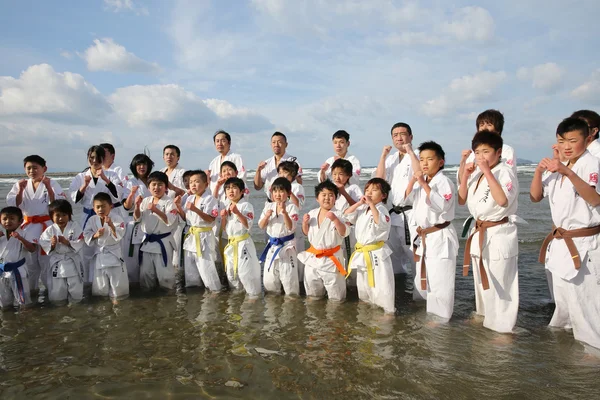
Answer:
258;209;272;229
11;231;36;253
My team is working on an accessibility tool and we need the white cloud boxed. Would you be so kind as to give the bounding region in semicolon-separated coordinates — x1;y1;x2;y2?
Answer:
517;62;564;92
421;71;507;117
103;0;149;16
571;68;600;103
0;64;112;124
60;50;73;59
81;38;162;74
204;99;274;132
441;7;495;43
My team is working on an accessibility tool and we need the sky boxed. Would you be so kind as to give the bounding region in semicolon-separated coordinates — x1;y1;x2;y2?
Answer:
0;0;599;173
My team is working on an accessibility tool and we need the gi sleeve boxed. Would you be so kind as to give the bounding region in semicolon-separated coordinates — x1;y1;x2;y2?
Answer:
69;173;84;203
50;180;67;200
83;217;98;245
6;182;19;207
241;202;255;229
38;226;54;254
496;166;519;206
427;176;454;213
68;222;85;252
236;155;247;181
287;203;299;230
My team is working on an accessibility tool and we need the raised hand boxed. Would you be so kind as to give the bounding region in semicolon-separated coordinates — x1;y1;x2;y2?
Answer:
462;162;476;180
257;161;267;171
461;149;472;162
476;158;491;174
402;143;413;154
381;145;392;158
302;213;310;225
58;236;70;245
18;179;27;192
320;162;330;172
135;195;143;207
326;211;336;221
174;195;182;207
41;176;52;187
51;236;58;247
10;231;21;239
220;209;228;218
94;227;105;238
265;209;274;218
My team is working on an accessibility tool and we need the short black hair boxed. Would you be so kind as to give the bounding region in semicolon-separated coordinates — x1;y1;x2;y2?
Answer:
99;143;116;156
163;145;181;157
129;153;154;178
471;130;503;152
557;117;590;139
87;145;106;164
148;171;169;186
0;206;23;221
220;161;238;173
365;178;391;204
315;179;338;198
272;131;287;142
476;109;504;134
187;169;208;183
271;177;292;193
182;170;195;180
418;141;445;169
571;110;600;140
93;192;112;205
224;177;245;195
331;158;353;177
390;122;412;136
213;130;231;144
48;199;73;219
277;159;300;179
23;155;46;168
332;130;350;141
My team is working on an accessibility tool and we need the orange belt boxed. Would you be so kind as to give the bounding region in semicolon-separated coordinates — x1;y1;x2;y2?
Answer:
22;215;51;228
539;225;600;269
306;245;346;276
413;221;451;290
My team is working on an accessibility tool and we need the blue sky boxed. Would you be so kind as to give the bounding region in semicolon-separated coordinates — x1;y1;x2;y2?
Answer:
0;0;598;172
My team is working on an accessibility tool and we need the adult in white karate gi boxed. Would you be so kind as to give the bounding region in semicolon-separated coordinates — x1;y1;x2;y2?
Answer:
318;130;362;186
207;130;247;195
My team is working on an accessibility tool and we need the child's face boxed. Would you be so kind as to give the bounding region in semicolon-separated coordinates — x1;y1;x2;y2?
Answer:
149;181;167;198
136;163;148;178
52;211;70;228
557;130;590;161
0;213;22;232
88;152;103;170
225;185;243;202
183;176;190;190
365;183;385;204
214;133;231;154
93;200;112;218
104;151;115;166
333;138;349;156
317;188;336;210
271;187;289;203
478;121;496;132
189;174;207;194
220;166;237;179
163;148;179;168
278;170;293;182
419;150;444;178
391;127;412;150
25;162;47;181
474;144;502;168
331;168;350;186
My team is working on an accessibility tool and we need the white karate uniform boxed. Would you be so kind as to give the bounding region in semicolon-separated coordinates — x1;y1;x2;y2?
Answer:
208;152;246;194
542;150;600;349
335;184;363;286
259;153;303;200
106;164;130;220
0;229;32;308
466;163;519;333
459;144;517;182
260;202;300;295
83;212;128;299
377;151;417;274
408;171;458;320
39;221;85;303
297;208;350;301
7;178;66;291
345;203;395;313
183;191;221;291
588;139;600;159
161;165;187;270
137;195;178;290
291;182;307;281
69;169;122;282
318;154;362;186
121;177;150;283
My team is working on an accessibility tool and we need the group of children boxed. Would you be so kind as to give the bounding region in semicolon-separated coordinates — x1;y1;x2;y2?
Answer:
1;109;600;351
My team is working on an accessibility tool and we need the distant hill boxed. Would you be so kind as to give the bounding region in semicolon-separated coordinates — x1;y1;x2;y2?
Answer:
517;158;534;164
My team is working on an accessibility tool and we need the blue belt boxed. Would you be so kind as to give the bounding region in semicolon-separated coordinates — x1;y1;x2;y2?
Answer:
259;233;295;272
139;232;171;267
0;258;26;303
82;207;96;230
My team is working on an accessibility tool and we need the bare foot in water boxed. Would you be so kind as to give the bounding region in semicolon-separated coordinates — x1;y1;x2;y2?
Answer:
491;334;513;345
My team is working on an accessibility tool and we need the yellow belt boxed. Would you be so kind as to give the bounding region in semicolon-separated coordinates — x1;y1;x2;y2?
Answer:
347;241;385;288
185;226;213;258
225;233;250;279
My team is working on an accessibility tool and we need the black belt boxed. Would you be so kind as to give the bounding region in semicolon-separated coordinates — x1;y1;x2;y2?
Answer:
390;205;412;245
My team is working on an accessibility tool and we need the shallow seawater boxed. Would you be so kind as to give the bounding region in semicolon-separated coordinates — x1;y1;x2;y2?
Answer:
1;168;600;398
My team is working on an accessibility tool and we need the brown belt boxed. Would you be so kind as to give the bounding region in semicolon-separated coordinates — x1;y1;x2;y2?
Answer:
463;217;509;290
538;225;600;269
413;221;451;290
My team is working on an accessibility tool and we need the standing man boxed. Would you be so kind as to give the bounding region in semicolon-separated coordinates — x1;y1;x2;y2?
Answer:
374;122;417;276
207;130;246;194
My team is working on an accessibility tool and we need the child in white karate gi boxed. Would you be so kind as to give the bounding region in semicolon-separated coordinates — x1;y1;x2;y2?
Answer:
405;142;458;321
6;155;66;293
458;130;519;333
220;177;262;296
83;193;128;300
0;207;36;308
298;180;350;301
39;200;84;304
318;130;362;186
212;161;240;267
207;130;247;195
344;178;395;314
134;171;178;291
182;170;221;291
531;117;600;349
258;177;300;295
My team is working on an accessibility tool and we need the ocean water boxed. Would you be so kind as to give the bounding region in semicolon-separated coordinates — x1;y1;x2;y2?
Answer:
0;166;599;399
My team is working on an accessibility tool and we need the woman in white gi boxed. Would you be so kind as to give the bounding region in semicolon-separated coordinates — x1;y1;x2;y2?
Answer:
207;130;246;195
258;177;300;296
220;177;262;296
344;178;395;314
531;117;600;349
83;193;128;300
458;130;519;333
39;200;85;304
69;145;122;284
182;170;221;291
405;142;458;321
